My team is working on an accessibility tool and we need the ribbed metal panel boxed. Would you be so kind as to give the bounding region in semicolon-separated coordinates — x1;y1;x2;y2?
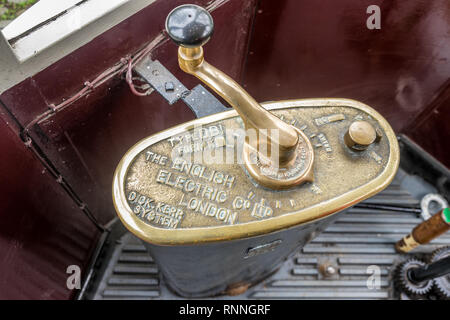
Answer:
93;180;450;300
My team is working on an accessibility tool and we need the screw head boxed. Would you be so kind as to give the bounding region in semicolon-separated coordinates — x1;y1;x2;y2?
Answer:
165;81;175;92
326;266;336;275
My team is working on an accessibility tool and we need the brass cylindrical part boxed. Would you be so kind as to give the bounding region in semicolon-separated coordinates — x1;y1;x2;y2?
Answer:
396;208;450;253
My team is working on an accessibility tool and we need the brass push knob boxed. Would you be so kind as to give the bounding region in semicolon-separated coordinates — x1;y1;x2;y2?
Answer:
165;4;314;190
344;120;377;151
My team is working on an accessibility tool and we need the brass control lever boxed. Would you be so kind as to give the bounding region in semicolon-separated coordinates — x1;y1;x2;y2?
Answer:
165;4;314;190
113;4;400;297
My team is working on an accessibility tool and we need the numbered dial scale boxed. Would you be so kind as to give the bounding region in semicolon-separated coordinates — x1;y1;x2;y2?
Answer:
113;98;399;245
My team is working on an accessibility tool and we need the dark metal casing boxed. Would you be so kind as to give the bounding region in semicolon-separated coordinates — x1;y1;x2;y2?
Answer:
143;215;338;297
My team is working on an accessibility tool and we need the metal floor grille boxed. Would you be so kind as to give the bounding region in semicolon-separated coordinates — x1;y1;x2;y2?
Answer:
92;173;450;300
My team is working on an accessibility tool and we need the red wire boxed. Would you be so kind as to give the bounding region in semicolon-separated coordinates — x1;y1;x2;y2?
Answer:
126;58;148;97
23;33;168;132
126;33;167;96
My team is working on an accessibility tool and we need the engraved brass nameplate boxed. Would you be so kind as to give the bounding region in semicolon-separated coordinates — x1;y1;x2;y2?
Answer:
113;99;399;245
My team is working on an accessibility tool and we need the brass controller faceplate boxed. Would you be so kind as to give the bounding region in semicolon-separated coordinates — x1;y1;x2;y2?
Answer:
113;99;399;245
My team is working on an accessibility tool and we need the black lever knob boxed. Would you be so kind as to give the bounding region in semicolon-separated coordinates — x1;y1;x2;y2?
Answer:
165;4;214;48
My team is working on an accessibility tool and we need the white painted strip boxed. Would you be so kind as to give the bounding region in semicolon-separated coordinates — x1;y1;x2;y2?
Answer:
2;0;84;40
4;0;129;62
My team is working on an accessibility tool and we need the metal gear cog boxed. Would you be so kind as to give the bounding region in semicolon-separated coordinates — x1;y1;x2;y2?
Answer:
430;246;450;300
394;258;433;297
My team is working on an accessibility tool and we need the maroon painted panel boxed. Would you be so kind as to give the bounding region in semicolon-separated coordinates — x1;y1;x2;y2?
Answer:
0;0;257;225
243;0;450;157
0;78;49;125
405;82;450;168
35;82;195;225
0;108;98;300
0;0;447;300
0;1;256;299
0;0;255;121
